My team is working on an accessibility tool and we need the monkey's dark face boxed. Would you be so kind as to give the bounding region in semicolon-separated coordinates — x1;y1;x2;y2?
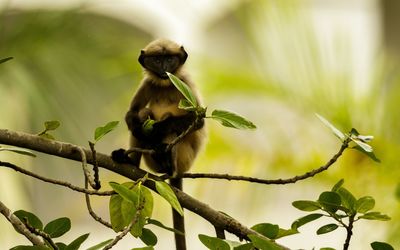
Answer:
141;55;181;79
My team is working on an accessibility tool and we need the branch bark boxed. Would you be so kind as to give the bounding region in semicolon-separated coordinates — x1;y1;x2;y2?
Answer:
0;200;45;246
0;128;285;247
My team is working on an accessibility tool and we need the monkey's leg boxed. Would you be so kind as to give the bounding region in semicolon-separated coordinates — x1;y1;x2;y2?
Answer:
169;177;186;250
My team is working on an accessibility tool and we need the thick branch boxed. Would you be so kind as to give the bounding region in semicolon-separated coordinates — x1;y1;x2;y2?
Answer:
0;129;281;246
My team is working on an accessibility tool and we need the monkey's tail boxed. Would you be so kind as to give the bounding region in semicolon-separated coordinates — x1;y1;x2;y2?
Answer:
169;177;186;250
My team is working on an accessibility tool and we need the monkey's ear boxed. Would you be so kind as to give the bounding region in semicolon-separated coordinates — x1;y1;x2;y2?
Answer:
138;50;146;66
180;46;188;63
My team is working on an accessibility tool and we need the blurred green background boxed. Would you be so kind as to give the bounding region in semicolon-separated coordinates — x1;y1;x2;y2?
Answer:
1;0;399;249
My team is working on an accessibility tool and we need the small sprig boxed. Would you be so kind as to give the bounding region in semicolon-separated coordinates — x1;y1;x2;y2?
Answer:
167;72;257;130
37;120;60;140
316;114;380;162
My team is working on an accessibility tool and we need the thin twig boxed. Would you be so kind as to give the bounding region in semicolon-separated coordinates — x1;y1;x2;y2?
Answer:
84;175;113;229
165;119;197;152
0;161;114;196
183;140;350;185
103;200;145;250
89;142;101;190
0;200;45;246
343;214;355;250
23;218;58;250
77;147;97;189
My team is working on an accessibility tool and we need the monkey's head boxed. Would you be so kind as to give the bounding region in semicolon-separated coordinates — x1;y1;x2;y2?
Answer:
139;39;188;81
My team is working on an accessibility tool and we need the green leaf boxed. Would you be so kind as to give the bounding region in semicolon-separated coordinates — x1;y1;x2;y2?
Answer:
0;147;37;157
86;239;113;250
56;243;67;250
147;218;184;235
291;213;324;230
65;233;89;250
131;247;154;250
167;72;198;107
292;200;321;211
10;246;49;250
178;99;197;111
350;138;373;152
44;121;60;131
142;118;155;135
355;196;375;213
316;114;345;141
211;109;256;130
370;241;394;250
331;179;344;192
336;187;356;212
140;228;158;246
320;248;336;250
276;228;299;239
131;185;154;237
316;224;338;235
43;217;71;238
120;197;136;225
233;243;255;250
355;134;374;142
251;223;279;239
358;212;391;221
94;121;119;142
155;181;183;216
352;145;381;163
198;234;230;250
0;57;13;64
318;191;342;213
109;182;139;205
109;194;127;232
248;234;283;250
13;210;43;230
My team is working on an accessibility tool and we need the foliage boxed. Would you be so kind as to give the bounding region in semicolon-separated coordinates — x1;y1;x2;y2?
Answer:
291;179;392;249
11;210;99;250
168;72;256;130
108;178;184;248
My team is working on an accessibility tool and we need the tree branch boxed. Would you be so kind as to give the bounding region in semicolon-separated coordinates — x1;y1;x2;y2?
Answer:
0;128;283;247
183;141;349;184
0;200;45;246
0;161;114;196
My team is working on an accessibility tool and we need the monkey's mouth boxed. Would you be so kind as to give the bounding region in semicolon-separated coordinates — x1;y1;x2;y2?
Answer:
158;72;169;79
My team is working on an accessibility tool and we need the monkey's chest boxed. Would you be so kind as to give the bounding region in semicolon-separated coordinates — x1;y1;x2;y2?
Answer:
148;100;186;121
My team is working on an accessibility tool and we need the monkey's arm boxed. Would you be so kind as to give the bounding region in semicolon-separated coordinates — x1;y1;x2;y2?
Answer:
125;83;152;140
152;112;204;138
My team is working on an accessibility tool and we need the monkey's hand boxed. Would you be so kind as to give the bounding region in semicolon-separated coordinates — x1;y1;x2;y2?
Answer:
126;110;150;140
152;112;203;136
111;148;129;163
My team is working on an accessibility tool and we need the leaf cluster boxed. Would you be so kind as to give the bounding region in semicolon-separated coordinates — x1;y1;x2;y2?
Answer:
108;178;184;249
10;210;109;250
291;179;392;249
167;72;256;130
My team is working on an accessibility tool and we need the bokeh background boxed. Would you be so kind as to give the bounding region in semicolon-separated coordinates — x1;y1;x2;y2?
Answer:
1;0;399;249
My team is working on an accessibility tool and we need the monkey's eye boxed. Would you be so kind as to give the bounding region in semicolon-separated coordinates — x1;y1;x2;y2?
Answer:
166;57;172;63
155;59;161;64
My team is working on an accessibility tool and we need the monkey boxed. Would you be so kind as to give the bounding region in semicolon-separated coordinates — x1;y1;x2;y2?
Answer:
112;38;206;250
